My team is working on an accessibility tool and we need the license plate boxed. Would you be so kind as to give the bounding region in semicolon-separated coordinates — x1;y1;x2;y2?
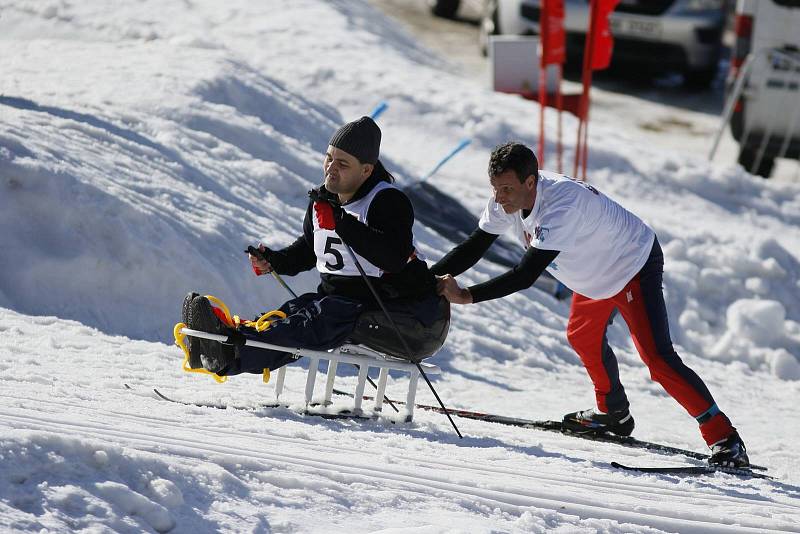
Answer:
609;16;663;39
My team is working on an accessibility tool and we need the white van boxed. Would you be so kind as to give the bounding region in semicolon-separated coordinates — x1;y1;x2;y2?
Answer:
728;0;800;177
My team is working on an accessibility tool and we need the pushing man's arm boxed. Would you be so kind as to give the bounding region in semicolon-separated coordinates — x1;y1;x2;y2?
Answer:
429;228;499;277
439;246;559;304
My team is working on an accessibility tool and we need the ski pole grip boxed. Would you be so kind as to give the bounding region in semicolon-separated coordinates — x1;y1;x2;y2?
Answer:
246;245;271;276
246;245;267;262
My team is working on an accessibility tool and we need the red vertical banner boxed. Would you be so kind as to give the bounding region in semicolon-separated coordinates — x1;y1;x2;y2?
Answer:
542;0;566;65
539;0;565;170
590;0;619;71
574;0;619;179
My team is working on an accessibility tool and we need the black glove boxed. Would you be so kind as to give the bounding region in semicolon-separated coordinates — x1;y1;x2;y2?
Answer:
308;186;340;204
308;187;345;229
245;245;274;276
245;245;270;262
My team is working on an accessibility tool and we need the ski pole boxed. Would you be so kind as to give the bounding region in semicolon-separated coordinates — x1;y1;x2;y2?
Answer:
246;246;400;413
245;246;298;298
270;271;297;299
341;243;463;438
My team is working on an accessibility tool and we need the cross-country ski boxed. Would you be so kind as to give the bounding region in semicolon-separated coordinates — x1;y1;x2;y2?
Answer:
610;462;774;480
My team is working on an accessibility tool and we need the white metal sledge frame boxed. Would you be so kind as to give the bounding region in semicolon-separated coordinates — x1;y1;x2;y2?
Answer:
180;327;440;422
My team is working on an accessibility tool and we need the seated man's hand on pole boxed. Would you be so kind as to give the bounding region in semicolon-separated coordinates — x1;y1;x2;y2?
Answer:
247;244;273;276
309;187;345;230
436;275;473;304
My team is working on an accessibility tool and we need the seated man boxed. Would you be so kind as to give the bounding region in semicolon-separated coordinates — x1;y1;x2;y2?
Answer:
183;117;449;376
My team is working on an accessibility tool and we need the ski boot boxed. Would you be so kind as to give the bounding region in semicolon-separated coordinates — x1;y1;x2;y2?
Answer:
562;407;635;436
709;431;749;468
182;292;202;369
188;296;237;374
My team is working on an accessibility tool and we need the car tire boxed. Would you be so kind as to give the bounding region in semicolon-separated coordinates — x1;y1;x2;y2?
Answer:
684;66;719;91
428;0;460;18
738;147;775;178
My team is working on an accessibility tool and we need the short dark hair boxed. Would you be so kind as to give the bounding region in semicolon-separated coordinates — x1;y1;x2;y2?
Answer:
488;142;539;183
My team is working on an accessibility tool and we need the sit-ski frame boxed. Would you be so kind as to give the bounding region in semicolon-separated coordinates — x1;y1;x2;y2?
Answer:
180;327;440;422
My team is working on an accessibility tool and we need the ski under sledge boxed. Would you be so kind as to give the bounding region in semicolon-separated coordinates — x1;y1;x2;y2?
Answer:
124;383;386;422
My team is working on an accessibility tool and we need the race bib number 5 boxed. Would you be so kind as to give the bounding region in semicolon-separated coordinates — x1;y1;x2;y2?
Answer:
324;236;345;271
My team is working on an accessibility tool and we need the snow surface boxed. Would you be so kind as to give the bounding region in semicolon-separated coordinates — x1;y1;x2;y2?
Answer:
1;1;799;532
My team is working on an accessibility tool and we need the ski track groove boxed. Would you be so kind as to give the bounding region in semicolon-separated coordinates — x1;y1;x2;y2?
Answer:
2;388;788;511
1;411;789;534
2;389;794;509
1;395;798;533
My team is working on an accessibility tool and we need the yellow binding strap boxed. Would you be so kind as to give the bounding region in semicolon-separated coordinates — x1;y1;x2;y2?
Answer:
250;309;286;383
173;296;288;384
253;310;287;332
173;322;227;383
205;295;234;326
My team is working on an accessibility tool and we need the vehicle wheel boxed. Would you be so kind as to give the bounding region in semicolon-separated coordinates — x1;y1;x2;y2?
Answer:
479;0;500;57
738;147;775;178
428;0;460;18
683;65;719;91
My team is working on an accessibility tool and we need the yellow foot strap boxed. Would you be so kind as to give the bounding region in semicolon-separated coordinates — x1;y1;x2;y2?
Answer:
173;295;288;384
173;322;228;383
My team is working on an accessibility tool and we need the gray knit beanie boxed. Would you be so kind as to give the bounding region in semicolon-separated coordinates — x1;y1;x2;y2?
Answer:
328;116;381;164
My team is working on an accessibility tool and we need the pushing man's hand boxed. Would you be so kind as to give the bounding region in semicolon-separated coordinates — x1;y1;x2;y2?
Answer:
436;275;473;304
246;244;273;276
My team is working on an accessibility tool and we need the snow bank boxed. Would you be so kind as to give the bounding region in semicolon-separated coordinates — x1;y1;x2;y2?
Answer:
0;43;329;341
2;0;799;379
1;431;176;533
2;0;798;379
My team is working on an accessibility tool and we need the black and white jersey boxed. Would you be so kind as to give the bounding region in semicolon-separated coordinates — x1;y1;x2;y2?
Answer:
265;173;436;305
313;181;423;277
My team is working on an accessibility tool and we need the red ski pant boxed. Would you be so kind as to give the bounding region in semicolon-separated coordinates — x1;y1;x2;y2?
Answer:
565;238;734;446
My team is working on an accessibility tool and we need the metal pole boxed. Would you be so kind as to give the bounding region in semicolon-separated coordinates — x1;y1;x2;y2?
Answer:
270;271;297;298
419;139;472;183
708;51;758;161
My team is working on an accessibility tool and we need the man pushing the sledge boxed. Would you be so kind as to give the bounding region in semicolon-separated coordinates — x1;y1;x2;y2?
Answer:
183;116;449;377
433;141;748;468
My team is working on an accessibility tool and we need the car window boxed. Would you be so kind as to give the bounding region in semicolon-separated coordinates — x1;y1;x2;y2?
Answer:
772;0;800;8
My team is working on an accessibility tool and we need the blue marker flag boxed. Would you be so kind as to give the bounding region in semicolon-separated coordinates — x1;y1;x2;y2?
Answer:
420;138;471;183
369;101;388;121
